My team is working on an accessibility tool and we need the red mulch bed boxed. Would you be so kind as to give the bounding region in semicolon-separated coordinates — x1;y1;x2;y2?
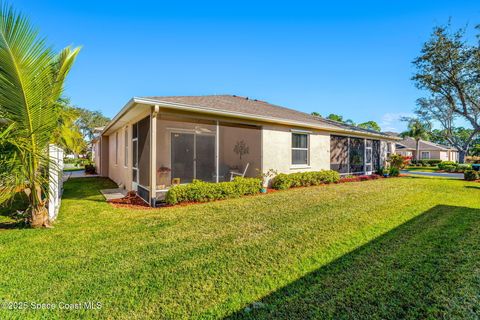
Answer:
108;191;152;209
337;174;383;183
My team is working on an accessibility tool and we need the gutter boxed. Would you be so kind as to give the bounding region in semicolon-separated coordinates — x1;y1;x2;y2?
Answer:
103;97;401;141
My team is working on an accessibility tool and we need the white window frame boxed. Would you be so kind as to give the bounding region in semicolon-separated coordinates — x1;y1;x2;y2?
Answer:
291;132;309;166
124;127;128;168
420;151;430;159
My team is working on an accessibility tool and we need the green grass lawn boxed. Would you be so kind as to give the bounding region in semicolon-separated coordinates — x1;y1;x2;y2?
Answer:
0;177;479;319
404;166;440;172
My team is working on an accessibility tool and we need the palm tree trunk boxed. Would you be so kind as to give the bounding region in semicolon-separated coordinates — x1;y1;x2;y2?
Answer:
29;183;49;227
416;139;420;161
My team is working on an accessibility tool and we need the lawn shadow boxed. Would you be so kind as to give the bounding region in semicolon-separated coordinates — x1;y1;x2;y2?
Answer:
227;205;480;319
465;185;480;190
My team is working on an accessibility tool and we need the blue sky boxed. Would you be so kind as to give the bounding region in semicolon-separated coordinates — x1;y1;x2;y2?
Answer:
14;0;480;132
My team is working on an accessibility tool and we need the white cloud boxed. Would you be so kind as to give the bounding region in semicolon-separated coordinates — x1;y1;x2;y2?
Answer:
379;112;414;132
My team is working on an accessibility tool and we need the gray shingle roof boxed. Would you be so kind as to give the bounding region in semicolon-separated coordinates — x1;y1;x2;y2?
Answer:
143;95;392;137
396;137;454;151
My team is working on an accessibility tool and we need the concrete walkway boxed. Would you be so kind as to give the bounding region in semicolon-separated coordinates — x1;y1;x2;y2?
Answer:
63;170;98;181
100;188;127;201
401;170;464;179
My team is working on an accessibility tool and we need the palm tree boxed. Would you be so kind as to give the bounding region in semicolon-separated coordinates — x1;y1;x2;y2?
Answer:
0;5;80;227
401;118;431;161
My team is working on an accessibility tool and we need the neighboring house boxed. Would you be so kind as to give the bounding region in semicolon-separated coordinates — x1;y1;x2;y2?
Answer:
94;95;398;206
395;137;459;161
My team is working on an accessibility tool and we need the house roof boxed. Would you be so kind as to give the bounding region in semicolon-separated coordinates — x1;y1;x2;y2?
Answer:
136;95;395;139
396;137;455;151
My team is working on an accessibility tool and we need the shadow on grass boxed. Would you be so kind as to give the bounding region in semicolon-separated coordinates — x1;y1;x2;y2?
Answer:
465;185;480;190
227;205;480;319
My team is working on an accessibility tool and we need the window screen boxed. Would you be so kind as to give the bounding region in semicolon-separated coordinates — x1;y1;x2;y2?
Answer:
292;133;308;165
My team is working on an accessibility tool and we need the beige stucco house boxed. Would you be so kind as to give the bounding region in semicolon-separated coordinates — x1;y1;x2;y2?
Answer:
395;137;459;161
93;95;398;206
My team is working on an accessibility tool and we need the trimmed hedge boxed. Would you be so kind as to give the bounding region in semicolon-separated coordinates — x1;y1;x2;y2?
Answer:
165;177;262;205
438;161;457;170
272;170;340;190
411;159;442;166
464;170;479;181
456;164;472;172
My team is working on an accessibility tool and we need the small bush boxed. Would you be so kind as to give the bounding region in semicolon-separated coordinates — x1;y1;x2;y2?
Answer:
443;164;457;172
389;167;400;177
438;161;457;170
426;159;442;166
85;164;96;174
388;154;406;169
165;177;262;205
272;170;340;190
455;164;472;172
464;170;479;181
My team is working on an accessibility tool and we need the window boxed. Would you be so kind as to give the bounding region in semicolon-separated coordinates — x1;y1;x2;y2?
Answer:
124;127;128;167
115;132;118;165
292;133;309;165
421;151;430;159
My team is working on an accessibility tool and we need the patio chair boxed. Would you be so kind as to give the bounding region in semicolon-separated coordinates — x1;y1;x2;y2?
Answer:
230;163;250;181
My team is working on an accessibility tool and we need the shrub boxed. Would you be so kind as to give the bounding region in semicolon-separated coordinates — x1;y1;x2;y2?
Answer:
84;164;96;174
388;154;406;169
438;161;457;170
443;164;457;172
426;159;442;166
389;167;400;177
272;170;340;190
165;177;262;205
456;164;472;172
464;170;479;181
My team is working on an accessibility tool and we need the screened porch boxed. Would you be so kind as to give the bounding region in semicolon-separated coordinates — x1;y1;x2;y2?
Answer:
330;135;381;175
131;113;262;205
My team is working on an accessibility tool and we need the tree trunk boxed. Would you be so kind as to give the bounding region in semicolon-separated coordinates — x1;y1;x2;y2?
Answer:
459;150;466;164
29;184;51;228
30;206;50;228
416;139;420;161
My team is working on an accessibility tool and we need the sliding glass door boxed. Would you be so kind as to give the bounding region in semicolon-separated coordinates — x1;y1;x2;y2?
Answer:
170;133;216;184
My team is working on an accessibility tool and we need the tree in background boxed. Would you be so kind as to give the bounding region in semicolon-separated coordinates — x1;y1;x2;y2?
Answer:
358;121;381;132
311;111;321;117
326;113;343;122
0;5;80;227
416;97;477;162
400;118;431;161
326;114;356;126
413;24;480;163
75;107;110;143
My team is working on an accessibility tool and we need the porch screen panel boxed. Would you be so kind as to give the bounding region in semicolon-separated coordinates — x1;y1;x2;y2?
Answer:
372;140;380;171
137;116;150;188
330;135;349;173
219;122;261;182
171;133;195;184
157;115;216;186
349;137;364;173
196;135;216;182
